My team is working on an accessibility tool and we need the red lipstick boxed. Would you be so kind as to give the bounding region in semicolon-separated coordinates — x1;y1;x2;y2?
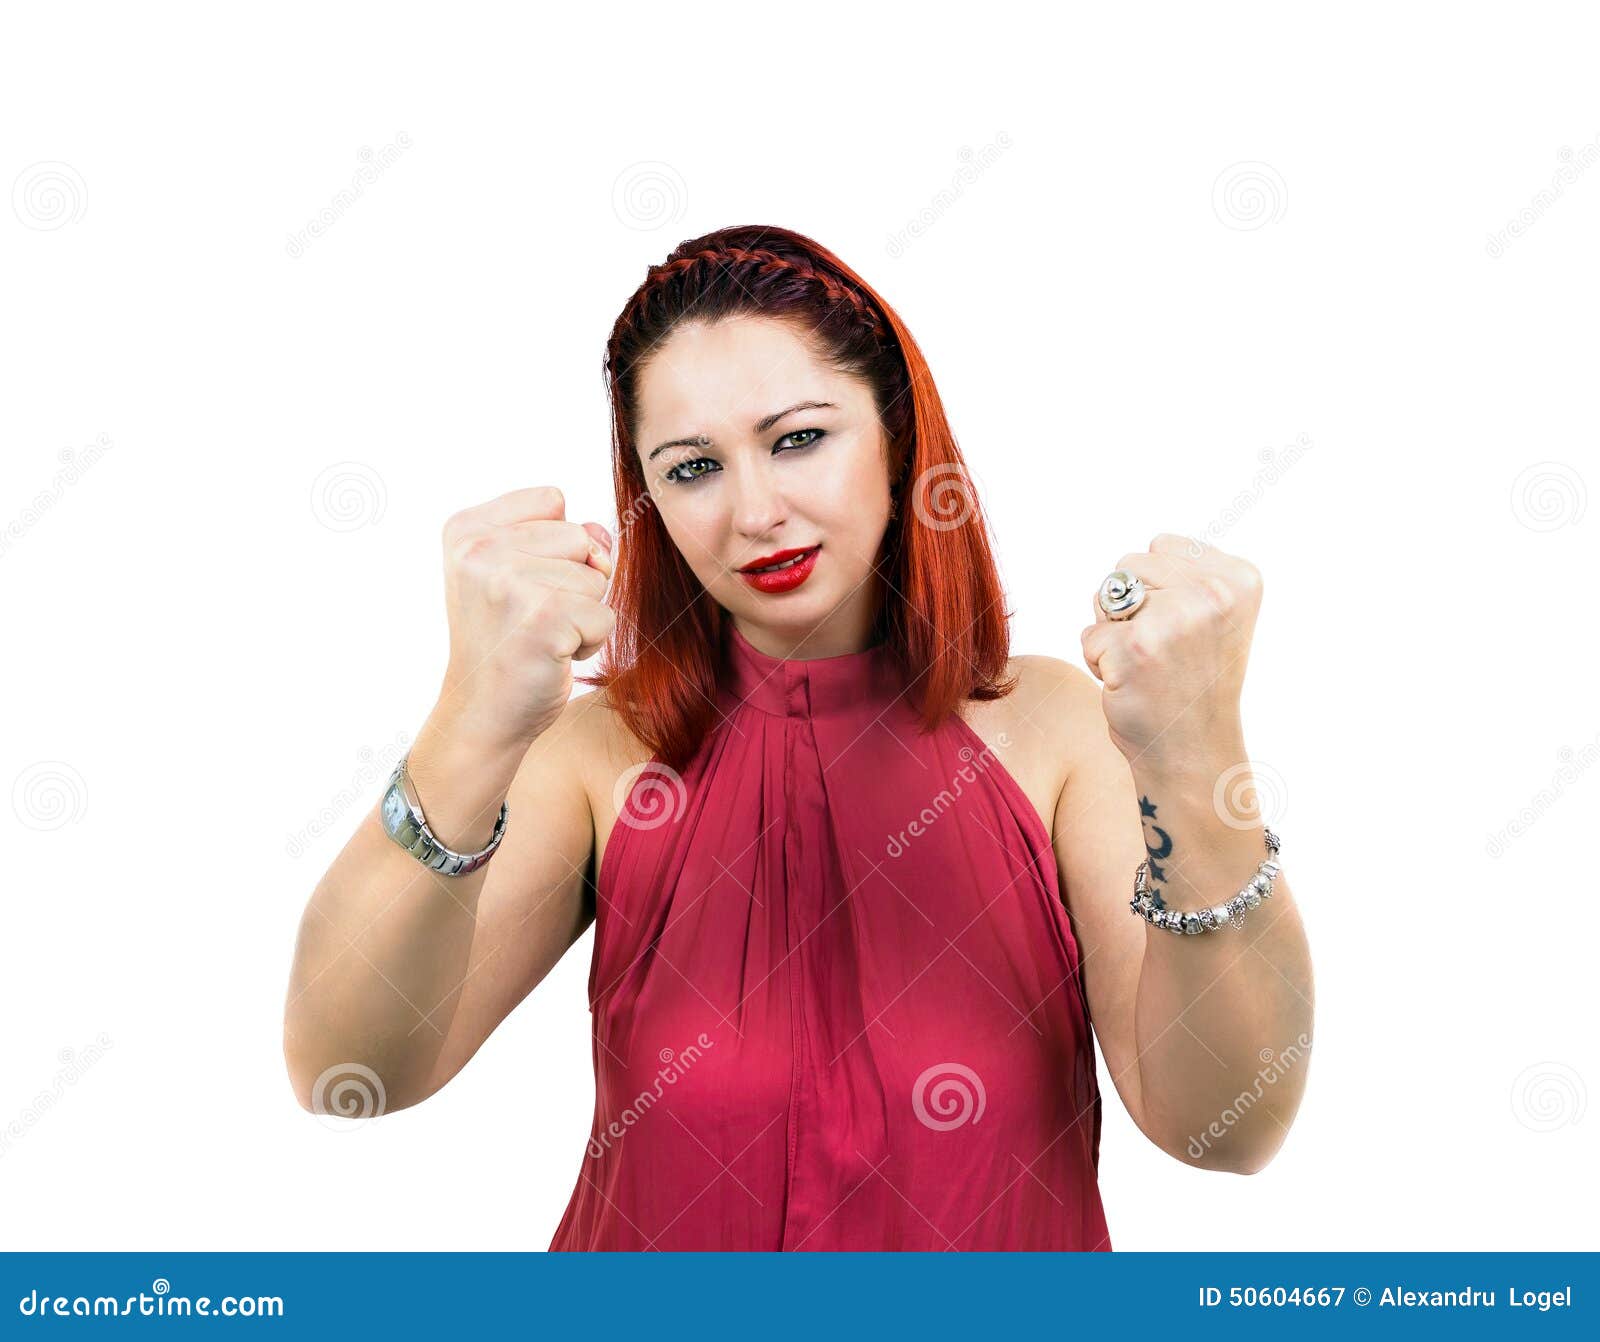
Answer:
737;544;821;594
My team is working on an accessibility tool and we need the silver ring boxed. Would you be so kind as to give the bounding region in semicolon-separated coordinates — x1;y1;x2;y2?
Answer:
1097;570;1146;620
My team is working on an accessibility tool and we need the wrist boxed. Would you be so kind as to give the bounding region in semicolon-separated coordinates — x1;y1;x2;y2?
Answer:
419;699;541;767
398;711;529;855
1128;730;1250;795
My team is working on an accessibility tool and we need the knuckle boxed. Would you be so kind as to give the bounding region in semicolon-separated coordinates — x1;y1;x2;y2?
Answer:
481;561;515;607
448;529;494;571
1199;574;1235;613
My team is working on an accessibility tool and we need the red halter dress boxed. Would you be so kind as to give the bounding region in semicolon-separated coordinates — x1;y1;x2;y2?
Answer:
549;623;1110;1251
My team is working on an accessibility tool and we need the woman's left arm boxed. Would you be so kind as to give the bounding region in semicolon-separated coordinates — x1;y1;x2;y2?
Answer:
1065;535;1314;1174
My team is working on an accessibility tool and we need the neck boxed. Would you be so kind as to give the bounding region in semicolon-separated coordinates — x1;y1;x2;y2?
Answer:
730;610;882;661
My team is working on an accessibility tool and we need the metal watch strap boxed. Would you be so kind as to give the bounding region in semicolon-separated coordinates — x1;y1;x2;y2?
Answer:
379;751;508;877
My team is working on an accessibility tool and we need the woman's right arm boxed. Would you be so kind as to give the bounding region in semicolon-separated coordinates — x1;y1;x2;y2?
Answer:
281;485;616;1115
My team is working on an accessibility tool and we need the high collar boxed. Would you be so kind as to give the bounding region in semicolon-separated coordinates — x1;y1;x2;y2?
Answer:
721;621;905;720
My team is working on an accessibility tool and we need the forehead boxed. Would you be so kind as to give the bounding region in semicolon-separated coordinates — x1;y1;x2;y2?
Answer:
636;316;844;438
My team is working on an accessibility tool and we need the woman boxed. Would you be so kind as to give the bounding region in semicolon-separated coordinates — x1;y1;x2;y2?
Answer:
282;225;1314;1252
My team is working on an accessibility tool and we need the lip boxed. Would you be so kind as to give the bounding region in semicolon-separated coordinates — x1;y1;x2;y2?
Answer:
739;545;819;573
737;543;821;594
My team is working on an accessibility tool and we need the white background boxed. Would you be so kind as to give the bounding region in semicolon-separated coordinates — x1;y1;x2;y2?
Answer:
2;0;1595;1251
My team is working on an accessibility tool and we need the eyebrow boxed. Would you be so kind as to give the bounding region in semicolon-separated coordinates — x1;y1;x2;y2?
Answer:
647;400;838;461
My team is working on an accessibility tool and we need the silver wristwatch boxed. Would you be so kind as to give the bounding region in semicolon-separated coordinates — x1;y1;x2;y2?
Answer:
379;751;508;876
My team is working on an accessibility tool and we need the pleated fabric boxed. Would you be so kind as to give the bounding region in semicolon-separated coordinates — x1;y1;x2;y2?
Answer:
549;622;1110;1251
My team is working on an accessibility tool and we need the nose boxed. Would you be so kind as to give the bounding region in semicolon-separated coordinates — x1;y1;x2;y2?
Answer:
730;457;788;542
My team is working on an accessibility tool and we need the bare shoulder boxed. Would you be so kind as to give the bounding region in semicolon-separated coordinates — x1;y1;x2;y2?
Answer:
565;682;657;782
1005;653;1104;751
957;653;1104;836
555;682;658;881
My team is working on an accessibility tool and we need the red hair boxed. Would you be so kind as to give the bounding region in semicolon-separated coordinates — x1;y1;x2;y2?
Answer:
579;224;1016;771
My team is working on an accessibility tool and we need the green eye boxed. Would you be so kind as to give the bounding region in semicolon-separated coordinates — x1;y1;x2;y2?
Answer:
664;457;717;485
663;428;827;486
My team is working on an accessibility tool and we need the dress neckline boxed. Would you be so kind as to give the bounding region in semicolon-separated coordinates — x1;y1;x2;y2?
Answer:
722;620;905;719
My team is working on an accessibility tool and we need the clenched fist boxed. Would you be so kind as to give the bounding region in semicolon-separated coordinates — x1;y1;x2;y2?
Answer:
1080;534;1262;767
436;485;616;749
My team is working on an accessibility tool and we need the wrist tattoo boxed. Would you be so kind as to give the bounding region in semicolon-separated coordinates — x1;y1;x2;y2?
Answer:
1139;794;1174;910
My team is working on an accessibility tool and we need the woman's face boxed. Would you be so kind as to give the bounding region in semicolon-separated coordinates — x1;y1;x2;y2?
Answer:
632;314;892;657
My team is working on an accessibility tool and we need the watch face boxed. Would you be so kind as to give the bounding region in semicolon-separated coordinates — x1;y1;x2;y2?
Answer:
381;785;409;833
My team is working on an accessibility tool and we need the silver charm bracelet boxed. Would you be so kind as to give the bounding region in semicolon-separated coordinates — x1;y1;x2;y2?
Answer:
1130;828;1281;934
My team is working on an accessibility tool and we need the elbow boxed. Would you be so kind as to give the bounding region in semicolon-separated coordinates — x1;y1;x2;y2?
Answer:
283;1049;434;1120
282;1029;414;1118
282;1045;333;1116
1197;1146;1276;1176
1159;1128;1284;1176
